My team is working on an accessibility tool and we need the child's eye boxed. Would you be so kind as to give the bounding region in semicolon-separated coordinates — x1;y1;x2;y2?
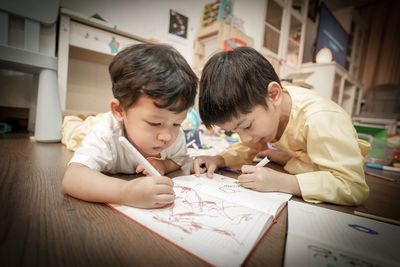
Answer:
173;123;181;127
147;122;161;127
244;124;252;130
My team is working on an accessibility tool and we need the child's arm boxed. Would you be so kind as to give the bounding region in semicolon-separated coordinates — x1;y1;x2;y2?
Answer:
238;165;302;196
220;141;261;167
191;141;262;177
63;163;174;208
284;112;369;206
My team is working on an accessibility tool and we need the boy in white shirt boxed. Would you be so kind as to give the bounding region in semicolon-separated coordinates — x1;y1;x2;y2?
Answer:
62;44;198;209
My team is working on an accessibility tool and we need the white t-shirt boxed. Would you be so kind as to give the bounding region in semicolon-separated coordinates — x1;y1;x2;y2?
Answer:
69;112;188;174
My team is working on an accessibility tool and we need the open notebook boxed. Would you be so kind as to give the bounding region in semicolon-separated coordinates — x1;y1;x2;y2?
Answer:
109;173;292;266
284;200;400;267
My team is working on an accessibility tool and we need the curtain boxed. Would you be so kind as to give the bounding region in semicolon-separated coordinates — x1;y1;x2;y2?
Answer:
358;0;400;94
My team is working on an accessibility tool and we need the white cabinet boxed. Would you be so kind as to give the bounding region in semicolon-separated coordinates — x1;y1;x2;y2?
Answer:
57;8;147;115
262;0;308;72
282;62;360;116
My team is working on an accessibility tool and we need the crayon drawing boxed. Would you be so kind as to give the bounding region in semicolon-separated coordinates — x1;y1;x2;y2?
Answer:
110;174;291;266
151;185;255;245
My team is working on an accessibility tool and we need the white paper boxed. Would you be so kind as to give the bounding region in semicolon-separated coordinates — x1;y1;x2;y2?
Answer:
173;174;292;215
110;174;291;267
284;200;400;267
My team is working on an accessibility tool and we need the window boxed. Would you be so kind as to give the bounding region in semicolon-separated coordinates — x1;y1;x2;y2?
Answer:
263;0;283;54
263;0;308;67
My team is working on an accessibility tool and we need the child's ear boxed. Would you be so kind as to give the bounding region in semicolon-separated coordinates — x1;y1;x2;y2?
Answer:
267;82;283;106
110;98;125;121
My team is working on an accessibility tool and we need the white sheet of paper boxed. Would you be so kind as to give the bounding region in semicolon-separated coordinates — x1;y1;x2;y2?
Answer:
110;174;291;267
173;174;291;215
284;200;400;267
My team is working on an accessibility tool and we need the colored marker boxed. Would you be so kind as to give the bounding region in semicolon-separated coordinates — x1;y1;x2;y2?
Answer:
366;163;400;173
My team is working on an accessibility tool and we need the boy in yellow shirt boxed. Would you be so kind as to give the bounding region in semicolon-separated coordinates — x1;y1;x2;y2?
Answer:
193;47;370;205
63;44;198;208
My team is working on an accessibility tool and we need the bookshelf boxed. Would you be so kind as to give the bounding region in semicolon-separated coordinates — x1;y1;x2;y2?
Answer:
192;20;253;74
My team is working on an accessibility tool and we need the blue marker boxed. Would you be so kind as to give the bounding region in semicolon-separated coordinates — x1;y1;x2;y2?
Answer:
366;163;400;173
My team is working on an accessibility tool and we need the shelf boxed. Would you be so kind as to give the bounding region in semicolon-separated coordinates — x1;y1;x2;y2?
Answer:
58;9;147;114
69;46;113;65
193;21;254;73
285;62;359;116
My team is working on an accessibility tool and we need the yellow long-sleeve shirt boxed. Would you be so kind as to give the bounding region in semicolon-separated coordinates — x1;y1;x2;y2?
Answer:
220;85;370;206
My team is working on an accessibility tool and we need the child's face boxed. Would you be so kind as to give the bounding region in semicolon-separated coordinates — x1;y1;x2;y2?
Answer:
218;104;280;145
121;96;187;157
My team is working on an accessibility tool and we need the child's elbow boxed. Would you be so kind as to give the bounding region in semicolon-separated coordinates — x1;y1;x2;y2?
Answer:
62;164;79;194
343;183;370;206
62;169;72;194
347;193;368;206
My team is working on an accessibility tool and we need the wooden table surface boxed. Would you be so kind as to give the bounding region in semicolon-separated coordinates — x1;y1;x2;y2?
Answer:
1;134;399;267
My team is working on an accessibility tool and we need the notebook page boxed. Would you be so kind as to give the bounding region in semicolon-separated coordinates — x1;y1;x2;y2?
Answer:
284;200;400;267
173;174;292;215
110;184;272;267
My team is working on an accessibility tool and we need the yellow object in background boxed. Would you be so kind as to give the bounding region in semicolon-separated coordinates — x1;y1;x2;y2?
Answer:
61;113;107;151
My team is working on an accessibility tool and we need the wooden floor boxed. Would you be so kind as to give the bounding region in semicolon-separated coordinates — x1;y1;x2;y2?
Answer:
0;134;288;267
1;134;399;267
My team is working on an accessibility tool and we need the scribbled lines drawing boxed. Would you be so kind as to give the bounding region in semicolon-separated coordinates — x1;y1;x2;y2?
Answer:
152;185;255;245
219;180;241;193
308;244;377;267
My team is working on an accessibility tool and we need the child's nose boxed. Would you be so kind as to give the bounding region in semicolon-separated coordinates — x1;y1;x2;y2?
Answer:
158;130;172;143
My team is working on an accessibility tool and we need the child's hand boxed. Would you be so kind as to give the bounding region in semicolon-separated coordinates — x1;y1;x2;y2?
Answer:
238;165;300;195
256;149;292;166
136;157;166;175
191;155;225;178
119;176;174;208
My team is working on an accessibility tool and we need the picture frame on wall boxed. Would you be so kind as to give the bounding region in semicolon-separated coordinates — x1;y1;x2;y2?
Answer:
169;10;188;39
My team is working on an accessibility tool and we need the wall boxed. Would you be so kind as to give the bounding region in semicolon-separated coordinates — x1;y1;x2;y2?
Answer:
59;0;273;114
0;70;33;108
61;0;215;65
3;0;329;117
61;0;272;65
232;0;266;50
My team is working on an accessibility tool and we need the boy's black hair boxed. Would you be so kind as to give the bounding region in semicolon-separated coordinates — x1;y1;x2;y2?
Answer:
199;46;281;128
109;43;198;112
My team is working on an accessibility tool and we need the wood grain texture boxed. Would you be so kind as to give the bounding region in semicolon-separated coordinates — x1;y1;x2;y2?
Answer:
1;134;399;266
0;135;288;267
316;173;400;221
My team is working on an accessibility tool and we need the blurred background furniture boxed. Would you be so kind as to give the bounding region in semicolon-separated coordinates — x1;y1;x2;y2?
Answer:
353;84;400;135
58;8;146;116
0;0;62;142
